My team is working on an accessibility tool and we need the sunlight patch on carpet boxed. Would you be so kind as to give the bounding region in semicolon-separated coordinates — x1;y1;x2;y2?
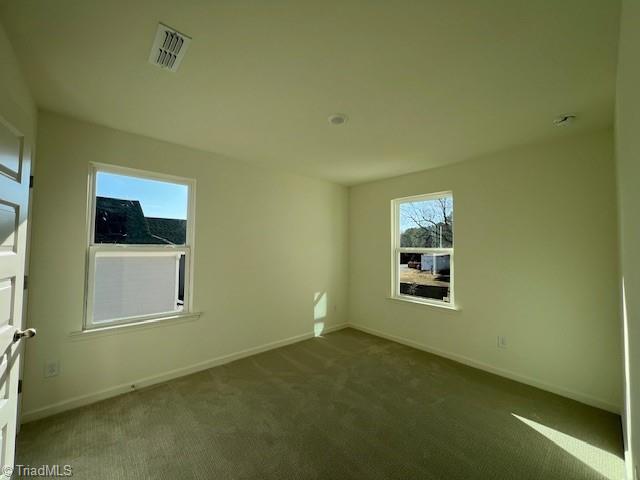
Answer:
512;414;625;480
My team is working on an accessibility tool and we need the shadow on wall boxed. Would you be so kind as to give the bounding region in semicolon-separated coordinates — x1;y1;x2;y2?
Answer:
313;292;327;337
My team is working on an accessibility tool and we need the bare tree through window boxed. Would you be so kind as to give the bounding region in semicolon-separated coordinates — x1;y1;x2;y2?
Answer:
400;196;453;248
395;193;454;304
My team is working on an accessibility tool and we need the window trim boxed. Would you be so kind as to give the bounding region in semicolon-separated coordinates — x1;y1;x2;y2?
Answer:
391;191;455;309
84;163;196;330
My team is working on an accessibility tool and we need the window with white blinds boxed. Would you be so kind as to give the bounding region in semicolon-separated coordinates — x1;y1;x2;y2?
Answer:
85;164;195;329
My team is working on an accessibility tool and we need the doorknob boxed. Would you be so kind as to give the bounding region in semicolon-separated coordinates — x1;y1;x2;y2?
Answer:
13;328;36;343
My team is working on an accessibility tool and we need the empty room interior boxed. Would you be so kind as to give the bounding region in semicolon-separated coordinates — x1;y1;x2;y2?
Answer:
0;0;639;479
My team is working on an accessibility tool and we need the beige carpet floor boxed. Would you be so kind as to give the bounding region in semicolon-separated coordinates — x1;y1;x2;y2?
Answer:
15;328;624;479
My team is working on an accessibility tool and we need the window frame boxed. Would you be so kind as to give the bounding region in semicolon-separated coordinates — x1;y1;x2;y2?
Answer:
391;191;455;309
84;163;196;330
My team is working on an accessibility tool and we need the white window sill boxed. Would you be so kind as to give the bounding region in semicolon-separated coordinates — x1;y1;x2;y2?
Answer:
69;312;202;340
388;296;460;311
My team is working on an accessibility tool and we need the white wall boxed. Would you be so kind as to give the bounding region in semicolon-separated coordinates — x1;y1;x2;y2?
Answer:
615;0;640;476
349;130;622;412
22;111;348;421
0;23;35;136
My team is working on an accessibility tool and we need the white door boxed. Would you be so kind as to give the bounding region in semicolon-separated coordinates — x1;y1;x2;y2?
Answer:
0;113;34;477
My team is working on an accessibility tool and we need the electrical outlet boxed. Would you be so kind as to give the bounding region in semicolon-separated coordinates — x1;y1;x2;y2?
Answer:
44;360;60;378
497;336;507;349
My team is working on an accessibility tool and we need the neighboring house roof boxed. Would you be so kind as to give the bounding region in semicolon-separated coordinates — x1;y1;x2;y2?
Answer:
147;217;187;245
95;196;185;245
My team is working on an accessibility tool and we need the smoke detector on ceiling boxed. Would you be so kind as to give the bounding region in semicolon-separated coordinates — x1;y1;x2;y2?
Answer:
148;23;191;72
328;114;348;125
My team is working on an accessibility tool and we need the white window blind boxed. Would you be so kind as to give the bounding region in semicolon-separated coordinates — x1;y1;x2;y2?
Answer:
92;251;183;323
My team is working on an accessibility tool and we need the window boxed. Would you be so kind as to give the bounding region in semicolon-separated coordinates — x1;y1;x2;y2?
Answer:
85;164;195;329
392;192;454;307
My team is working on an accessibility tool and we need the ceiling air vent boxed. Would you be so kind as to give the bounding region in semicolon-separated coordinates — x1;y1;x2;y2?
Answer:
148;23;191;72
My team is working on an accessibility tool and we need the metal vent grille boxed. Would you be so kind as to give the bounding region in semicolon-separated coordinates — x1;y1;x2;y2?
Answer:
148;23;191;72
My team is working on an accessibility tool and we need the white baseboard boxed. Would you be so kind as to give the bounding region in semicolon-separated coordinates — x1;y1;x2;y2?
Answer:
318;323;349;335
23;320;615;423
21;323;349;424
349;323;620;414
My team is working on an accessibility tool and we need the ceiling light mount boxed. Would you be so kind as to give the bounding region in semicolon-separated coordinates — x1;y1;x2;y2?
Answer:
553;114;576;127
328;113;348;126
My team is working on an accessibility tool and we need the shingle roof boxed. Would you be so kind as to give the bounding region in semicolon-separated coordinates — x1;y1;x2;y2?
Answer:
147;217;187;245
95;196;185;245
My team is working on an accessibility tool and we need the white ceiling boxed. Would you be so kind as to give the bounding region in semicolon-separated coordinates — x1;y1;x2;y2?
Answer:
0;0;620;185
